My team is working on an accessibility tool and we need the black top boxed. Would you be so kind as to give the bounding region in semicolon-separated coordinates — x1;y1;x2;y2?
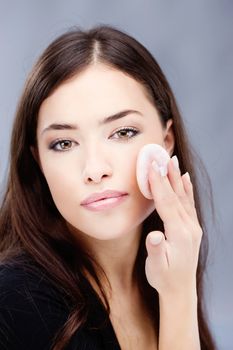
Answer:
0;254;121;350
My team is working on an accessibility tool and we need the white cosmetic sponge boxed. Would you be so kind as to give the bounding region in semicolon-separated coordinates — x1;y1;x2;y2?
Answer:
136;143;170;199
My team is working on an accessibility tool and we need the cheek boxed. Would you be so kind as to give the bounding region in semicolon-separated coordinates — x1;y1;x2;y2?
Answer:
39;143;155;215
39;151;156;240
40;157;77;207
44;171;79;227
113;149;156;215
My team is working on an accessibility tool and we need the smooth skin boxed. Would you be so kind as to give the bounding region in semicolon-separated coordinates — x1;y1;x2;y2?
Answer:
145;157;202;349
34;63;175;297
33;63;202;349
145;158;201;297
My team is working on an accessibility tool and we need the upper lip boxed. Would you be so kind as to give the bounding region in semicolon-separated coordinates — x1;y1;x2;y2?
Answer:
81;190;128;205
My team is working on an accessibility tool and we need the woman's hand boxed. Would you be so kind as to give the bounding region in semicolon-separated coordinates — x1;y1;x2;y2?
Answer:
145;156;203;298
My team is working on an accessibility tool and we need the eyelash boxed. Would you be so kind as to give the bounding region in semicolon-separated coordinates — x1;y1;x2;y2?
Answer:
48;127;140;152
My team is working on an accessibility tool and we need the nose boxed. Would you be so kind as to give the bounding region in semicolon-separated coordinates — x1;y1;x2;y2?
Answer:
82;149;112;184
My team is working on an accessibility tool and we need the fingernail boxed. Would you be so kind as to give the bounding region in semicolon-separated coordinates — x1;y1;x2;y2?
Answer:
184;172;191;182
171;155;179;170
150;233;163;245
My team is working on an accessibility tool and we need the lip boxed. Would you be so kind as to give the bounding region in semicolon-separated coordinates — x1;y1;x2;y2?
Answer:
81;194;128;212
81;190;128;205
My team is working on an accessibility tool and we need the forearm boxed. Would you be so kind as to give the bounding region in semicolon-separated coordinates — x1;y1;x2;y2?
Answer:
158;290;201;350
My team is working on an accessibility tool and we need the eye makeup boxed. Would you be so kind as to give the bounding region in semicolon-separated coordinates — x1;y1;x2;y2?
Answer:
48;126;141;152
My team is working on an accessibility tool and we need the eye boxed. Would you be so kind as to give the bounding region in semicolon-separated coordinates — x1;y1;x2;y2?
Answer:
49;139;75;152
48;127;140;152
111;127;139;140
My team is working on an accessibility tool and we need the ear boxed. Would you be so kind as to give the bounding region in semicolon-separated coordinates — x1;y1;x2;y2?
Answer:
163;118;175;157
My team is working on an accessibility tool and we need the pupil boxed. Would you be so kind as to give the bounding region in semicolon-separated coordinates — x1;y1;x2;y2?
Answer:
63;141;70;148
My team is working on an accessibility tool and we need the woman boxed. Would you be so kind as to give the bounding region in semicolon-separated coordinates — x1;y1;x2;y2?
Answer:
0;25;217;349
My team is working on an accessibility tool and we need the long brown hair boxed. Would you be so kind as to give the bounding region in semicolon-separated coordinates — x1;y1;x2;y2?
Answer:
0;24;217;349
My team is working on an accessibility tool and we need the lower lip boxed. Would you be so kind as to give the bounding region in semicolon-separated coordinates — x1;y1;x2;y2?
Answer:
81;194;128;212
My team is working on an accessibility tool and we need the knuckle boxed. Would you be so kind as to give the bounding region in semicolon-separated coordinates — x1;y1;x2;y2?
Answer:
180;194;190;205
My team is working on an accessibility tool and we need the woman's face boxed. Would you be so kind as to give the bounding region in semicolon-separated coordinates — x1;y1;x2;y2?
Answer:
35;64;174;243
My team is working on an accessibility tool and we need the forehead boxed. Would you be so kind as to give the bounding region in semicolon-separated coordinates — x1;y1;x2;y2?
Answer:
37;64;155;129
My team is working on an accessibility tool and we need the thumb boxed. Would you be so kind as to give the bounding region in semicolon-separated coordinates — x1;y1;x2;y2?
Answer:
147;231;164;245
145;231;167;265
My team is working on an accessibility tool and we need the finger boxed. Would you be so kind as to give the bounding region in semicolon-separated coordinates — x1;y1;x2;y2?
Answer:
167;158;196;220
145;231;169;271
149;161;186;228
182;172;199;221
167;157;186;197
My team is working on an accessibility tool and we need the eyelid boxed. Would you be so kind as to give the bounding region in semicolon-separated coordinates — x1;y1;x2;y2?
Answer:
113;125;138;133
48;139;76;152
48;125;140;151
111;126;139;137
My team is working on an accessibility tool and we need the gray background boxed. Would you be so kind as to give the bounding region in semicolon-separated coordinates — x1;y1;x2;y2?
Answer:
0;1;232;349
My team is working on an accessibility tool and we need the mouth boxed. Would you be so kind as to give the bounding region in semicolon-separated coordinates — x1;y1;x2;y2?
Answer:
81;194;128;211
81;190;128;206
91;194;121;203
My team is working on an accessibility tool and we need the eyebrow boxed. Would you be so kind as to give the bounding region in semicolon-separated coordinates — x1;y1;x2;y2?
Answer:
41;109;143;136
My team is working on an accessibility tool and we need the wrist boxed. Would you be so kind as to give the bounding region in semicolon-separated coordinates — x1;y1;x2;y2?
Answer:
159;288;198;307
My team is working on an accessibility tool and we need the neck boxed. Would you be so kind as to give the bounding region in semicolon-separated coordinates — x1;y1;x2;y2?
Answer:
71;223;143;299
